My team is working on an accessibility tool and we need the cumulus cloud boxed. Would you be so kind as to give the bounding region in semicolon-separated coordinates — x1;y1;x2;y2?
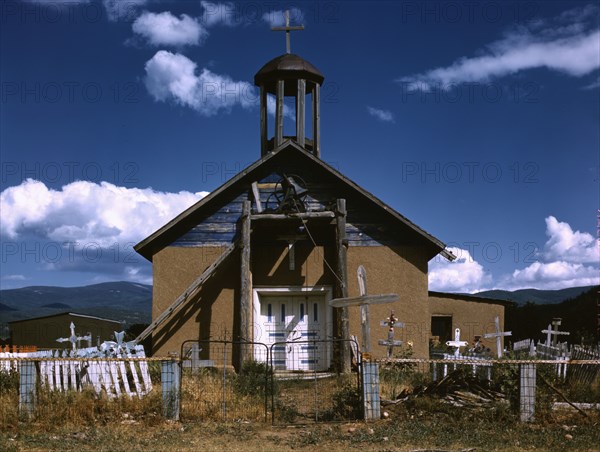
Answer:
501;216;600;290
509;261;599;290
1;179;208;284
133;11;207;46
200;1;239;27
542;216;598;264
428;247;492;293
399;5;600;90
1;179;207;245
366;106;394;123
262;8;304;27
103;0;148;22
144;50;259;116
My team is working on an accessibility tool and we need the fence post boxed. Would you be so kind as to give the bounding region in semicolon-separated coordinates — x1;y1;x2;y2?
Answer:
161;359;181;420
519;363;536;422
362;361;380;420
19;361;37;418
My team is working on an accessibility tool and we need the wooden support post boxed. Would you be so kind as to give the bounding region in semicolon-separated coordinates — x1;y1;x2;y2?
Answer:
313;83;320;157
296;79;305;147
276;80;284;146
161;359;180;420
239;200;252;368
335;199;350;372
520;363;536;422
19;361;36;418
260;86;268;155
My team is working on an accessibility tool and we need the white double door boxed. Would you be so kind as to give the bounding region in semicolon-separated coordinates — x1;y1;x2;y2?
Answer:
256;292;328;371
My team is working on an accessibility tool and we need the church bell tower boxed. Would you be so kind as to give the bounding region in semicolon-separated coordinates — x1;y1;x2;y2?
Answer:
254;11;324;157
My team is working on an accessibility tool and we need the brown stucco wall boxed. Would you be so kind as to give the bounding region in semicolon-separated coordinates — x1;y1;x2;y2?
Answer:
347;246;430;359
152;243;435;360
11;314;121;349
152;245;237;356
428;294;506;353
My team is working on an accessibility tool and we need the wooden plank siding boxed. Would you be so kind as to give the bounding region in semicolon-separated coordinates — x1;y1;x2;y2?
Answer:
169;165;407;249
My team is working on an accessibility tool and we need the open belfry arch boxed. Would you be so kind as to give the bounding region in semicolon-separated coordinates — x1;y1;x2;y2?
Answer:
134;14;460;371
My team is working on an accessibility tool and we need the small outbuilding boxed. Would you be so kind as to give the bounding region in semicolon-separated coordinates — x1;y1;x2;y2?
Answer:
9;312;122;349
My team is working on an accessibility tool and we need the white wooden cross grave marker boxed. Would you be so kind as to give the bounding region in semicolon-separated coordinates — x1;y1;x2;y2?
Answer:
446;328;468;358
484;316;512;358
378;311;404;358
56;322;90;351
329;265;398;421
329;265;399;354
541;318;570;346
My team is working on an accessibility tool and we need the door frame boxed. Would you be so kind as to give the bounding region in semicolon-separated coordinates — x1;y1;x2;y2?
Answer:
252;286;333;370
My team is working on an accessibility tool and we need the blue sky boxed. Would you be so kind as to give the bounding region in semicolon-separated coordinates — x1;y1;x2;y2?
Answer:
1;0;598;292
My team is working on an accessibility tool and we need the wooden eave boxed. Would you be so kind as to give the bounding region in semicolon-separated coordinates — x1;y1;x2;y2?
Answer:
134;140;453;261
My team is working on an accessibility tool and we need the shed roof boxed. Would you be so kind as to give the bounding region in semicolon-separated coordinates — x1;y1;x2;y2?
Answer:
429;291;517;308
8;312;122;325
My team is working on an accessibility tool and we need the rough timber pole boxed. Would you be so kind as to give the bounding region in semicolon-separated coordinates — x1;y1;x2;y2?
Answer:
313;83;320;158
260;86;268;155
239;200;252;369
275;80;284;146
335;198;351;372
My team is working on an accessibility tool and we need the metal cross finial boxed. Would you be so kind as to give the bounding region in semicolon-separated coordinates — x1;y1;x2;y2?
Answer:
271;9;304;54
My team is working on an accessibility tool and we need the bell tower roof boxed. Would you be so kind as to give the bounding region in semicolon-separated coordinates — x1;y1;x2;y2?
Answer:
254;53;324;94
254;10;323;158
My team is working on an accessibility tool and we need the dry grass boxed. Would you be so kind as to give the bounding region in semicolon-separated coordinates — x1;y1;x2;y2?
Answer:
181;369;267;421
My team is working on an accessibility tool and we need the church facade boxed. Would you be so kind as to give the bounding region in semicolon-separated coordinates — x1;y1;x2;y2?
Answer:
134;47;509;369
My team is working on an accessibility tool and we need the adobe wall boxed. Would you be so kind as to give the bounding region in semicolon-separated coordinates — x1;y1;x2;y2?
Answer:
428;294;506;353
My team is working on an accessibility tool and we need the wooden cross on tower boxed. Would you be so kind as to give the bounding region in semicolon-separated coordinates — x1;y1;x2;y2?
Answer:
484;316;512;358
329;265;399;355
446;328;468;358
271;10;304;54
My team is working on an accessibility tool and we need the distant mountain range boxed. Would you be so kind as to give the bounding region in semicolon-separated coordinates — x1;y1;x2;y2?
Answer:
472;286;596;306
1;282;597;342
0;281;152;329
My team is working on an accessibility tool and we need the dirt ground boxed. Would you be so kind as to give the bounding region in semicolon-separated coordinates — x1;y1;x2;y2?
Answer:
1;409;599;451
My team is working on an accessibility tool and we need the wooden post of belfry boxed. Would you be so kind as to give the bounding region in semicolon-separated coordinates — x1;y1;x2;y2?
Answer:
334;199;351;372
239;200;252;369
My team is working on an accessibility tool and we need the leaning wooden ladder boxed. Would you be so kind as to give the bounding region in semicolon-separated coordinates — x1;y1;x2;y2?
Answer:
135;241;238;344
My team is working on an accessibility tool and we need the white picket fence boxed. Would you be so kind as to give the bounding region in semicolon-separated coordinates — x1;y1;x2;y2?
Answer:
513;340;600;382
0;342;152;399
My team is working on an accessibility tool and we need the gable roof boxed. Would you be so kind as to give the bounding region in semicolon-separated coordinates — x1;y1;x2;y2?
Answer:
134;141;454;262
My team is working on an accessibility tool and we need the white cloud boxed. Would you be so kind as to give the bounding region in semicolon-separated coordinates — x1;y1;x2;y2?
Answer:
200;1;238;27
1;275;26;281
399;6;600;90
144;50;258;116
428;247;492;293
133;11;207;47
1;179;207;246
542;216;598;264
262;8;304;27
508;261;599;290
366;106;394;123
103;0;147;22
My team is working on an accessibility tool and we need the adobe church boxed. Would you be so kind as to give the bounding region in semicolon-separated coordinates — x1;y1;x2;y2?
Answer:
134;23;509;370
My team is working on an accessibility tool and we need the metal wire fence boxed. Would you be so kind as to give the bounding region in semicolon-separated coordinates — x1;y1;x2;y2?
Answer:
1;348;599;427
